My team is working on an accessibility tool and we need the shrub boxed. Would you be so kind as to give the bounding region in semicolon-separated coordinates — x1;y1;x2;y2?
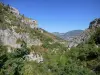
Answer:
0;45;7;69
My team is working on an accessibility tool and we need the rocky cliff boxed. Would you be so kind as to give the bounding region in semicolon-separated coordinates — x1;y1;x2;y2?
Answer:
0;3;66;63
0;3;41;48
68;18;100;48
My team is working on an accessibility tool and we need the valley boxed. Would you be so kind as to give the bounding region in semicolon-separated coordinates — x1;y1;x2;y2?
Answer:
0;2;100;75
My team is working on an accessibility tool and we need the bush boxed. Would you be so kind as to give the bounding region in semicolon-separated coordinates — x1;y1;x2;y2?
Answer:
0;45;7;69
88;27;100;44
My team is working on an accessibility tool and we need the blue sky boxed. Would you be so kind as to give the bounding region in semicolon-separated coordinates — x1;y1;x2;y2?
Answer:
1;0;100;33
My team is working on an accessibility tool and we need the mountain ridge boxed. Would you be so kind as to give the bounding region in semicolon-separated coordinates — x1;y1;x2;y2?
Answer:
0;2;67;63
53;30;83;41
0;2;100;75
67;18;100;47
53;18;100;48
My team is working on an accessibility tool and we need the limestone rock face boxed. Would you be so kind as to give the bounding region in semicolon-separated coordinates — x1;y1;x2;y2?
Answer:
10;7;20;15
25;52;43;63
68;29;91;47
0;27;42;48
21;18;38;29
0;29;21;48
89;18;100;29
68;18;100;48
0;6;41;48
10;6;38;29
0;3;65;63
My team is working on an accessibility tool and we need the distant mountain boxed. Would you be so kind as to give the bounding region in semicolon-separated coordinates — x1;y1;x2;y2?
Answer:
0;3;68;74
53;30;83;40
1;2;100;75
54;18;100;48
67;18;100;47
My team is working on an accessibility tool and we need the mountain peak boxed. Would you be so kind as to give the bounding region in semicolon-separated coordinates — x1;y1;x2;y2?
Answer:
89;18;100;29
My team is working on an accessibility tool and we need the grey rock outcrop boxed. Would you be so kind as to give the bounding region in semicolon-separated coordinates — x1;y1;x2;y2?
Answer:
25;52;43;63
21;19;38;29
10;7;20;15
9;6;38;29
89;18;100;29
68;18;100;48
0;26;42;48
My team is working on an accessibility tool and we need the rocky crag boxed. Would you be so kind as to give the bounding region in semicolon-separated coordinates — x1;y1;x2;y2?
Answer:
68;18;100;48
0;3;66;63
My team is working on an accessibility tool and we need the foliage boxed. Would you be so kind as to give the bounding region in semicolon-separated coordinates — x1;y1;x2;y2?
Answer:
0;45;7;69
0;2;100;75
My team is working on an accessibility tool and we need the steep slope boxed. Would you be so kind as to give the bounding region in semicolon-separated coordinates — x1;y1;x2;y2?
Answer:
0;2;67;62
0;3;99;75
0;3;65;47
67;18;100;47
53;19;100;48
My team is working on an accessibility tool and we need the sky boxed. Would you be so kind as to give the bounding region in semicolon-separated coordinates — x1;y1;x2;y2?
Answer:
0;0;100;33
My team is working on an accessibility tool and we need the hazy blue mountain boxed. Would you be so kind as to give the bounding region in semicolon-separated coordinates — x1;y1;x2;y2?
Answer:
53;30;83;40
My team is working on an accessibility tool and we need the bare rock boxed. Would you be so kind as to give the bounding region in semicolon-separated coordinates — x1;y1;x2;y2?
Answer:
10;7;20;15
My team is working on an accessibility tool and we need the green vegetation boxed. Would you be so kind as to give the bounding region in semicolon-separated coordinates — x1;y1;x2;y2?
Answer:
0;2;100;75
0;43;96;75
0;35;99;75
